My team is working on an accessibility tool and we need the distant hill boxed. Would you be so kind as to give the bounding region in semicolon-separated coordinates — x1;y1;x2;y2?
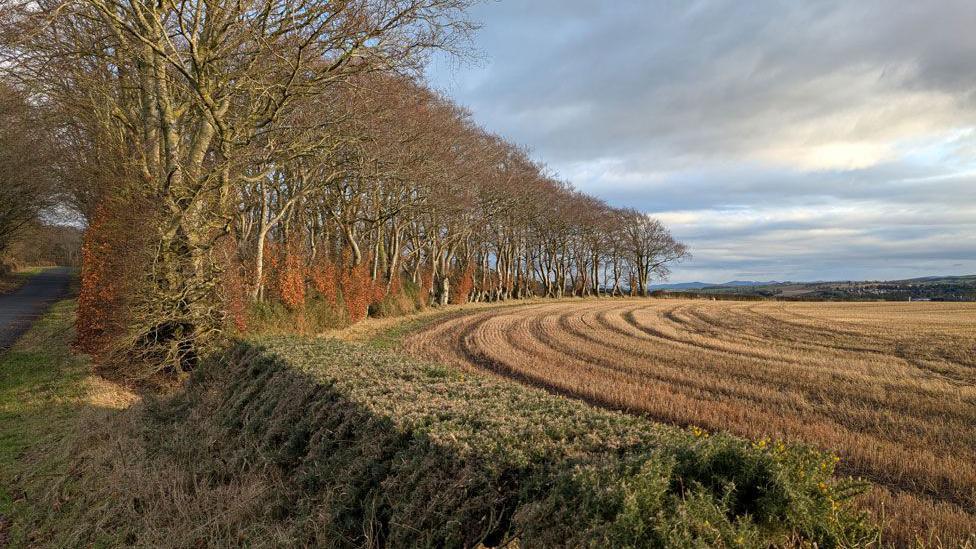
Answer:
720;280;782;287
650;280;782;290
649;282;714;290
658;275;976;302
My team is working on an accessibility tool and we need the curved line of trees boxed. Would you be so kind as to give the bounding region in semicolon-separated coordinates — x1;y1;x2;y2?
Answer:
1;0;686;377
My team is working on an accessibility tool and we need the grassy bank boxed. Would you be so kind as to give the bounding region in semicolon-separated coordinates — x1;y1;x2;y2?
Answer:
233;337;877;546
0;301;125;545
1;302;879;547
0;266;45;295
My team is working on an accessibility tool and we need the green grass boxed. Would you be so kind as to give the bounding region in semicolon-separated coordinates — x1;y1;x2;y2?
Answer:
0;301;90;543
0;270;34;295
0;266;77;295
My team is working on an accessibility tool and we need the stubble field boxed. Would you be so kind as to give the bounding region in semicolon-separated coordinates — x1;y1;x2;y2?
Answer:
405;299;976;546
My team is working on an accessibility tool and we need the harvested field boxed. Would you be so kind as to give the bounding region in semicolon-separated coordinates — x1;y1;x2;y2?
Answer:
405;299;976;546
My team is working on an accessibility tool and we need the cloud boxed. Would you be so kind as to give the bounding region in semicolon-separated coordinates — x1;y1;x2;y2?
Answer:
427;0;976;281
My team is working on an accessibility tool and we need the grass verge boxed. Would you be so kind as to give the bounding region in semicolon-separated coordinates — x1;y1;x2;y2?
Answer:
218;337;878;547
0;302;98;544
0;267;45;295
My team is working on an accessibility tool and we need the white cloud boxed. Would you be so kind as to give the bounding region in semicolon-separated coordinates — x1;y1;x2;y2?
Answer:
429;0;976;281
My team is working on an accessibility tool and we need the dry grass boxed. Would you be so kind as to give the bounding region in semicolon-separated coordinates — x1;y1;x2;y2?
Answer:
405;298;976;547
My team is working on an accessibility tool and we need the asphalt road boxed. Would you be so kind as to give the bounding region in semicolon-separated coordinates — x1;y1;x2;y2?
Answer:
0;268;74;351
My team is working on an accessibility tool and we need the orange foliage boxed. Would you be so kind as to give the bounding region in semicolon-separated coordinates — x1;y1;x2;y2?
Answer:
310;257;340;306
220;238;248;332
246;244;403;326
75;197;150;360
450;263;475;305
339;256;385;323
277;248;306;310
76;205;122;356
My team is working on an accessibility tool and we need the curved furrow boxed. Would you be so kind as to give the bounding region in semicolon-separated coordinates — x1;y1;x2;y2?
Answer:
577;305;976;450
550;305;826;411
405;299;976;516
626;304;976;413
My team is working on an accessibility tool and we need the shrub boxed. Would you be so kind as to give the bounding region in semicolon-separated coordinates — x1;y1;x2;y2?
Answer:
338;258;383;323
450;263;475;305
276;245;306;311
369;278;420;318
75;196;152;364
310;257;340;307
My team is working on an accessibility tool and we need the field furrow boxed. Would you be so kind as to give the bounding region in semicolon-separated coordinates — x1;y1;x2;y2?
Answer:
405;298;976;546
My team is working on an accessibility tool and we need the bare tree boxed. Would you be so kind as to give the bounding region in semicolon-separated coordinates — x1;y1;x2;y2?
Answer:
2;0;692;378
620;210;689;295
3;0;473;372
0;82;55;259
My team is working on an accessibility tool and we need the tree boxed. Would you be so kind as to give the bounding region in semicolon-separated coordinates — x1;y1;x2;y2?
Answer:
620;210;689;295
2;0;691;379
0;82;55;258
3;0;473;373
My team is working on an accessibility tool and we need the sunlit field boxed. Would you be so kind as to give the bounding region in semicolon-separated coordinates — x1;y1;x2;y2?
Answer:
406;299;976;546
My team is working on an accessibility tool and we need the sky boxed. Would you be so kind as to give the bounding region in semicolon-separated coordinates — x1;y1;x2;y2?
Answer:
426;0;976;283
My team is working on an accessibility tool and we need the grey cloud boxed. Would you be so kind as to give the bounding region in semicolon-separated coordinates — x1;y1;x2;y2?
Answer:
583;161;976;213
443;0;976;165
428;0;976;281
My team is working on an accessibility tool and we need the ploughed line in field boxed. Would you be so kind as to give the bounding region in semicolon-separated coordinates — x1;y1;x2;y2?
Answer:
553;308;831;412
670;304;893;360
622;304;898;374
580;307;973;441
740;304;976;382
740;306;976;396
405;303;976;512
659;303;934;378
542;301;973;448
628;304;976;420
465;310;654;404
746;303;896;341
676;304;976;386
584;308;965;506
611;307;975;428
536;326;964;506
519;305;804;412
752;306;973;372
459;326;975;512
404;300;976;544
620;305;976;477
